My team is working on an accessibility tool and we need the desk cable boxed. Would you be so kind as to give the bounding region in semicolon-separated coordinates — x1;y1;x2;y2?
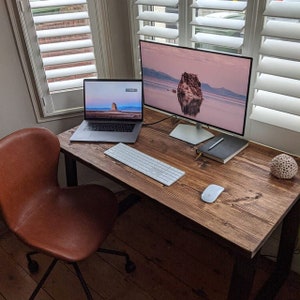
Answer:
142;114;176;126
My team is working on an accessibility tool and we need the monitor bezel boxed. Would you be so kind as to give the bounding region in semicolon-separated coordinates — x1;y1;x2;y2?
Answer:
139;40;253;137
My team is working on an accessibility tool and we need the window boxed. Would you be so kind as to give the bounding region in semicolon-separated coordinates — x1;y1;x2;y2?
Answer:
6;0;110;119
132;0;300;137
29;0;97;91
135;0;179;44
134;0;249;53
133;0;251;81
250;0;300;132
191;0;248;54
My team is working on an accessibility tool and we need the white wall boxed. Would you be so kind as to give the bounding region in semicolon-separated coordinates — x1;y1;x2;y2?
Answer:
0;0;133;138
2;0;299;153
0;0;132;198
1;0;299;274
247;119;300;157
0;1;84;138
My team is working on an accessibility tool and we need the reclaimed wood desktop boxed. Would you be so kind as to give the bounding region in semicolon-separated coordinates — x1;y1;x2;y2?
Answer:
58;108;300;300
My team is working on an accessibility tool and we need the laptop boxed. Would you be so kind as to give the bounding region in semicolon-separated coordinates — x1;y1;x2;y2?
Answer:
70;79;143;143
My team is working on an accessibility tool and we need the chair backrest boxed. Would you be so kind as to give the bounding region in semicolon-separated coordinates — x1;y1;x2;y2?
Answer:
0;128;60;230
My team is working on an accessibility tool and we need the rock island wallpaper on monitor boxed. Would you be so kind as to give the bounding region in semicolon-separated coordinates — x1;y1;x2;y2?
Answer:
140;42;252;135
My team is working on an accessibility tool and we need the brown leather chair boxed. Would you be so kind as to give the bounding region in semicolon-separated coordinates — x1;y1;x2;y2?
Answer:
0;127;135;299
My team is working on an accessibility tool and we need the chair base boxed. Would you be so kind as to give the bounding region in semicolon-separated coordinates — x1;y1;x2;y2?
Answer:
97;248;136;273
29;258;58;300
26;248;135;300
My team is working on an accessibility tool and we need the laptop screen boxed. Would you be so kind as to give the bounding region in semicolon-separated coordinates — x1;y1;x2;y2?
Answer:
84;79;143;121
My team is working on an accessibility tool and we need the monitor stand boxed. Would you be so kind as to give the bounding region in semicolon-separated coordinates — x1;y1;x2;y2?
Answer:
170;123;214;145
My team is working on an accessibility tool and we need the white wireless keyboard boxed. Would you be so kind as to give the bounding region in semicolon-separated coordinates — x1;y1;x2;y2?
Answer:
104;143;185;186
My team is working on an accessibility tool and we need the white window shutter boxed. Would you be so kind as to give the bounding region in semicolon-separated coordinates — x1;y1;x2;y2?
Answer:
250;0;300;132
191;0;248;53
135;0;179;43
16;0;98;116
135;0;248;52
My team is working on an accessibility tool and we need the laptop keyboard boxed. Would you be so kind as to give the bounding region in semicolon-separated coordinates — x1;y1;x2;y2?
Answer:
87;123;135;132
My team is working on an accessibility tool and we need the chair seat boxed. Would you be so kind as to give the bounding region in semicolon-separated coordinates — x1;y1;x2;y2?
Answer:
0;128;134;299
15;185;118;262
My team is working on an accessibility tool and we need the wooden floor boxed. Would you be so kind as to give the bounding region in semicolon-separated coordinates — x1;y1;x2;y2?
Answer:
0;191;299;300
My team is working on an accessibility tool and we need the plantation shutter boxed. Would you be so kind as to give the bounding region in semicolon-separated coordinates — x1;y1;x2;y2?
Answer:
250;0;300;132
191;0;248;53
135;0;248;52
135;0;179;43
17;0;97;116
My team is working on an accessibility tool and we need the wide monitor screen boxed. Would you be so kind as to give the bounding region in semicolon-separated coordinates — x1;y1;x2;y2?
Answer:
140;40;252;137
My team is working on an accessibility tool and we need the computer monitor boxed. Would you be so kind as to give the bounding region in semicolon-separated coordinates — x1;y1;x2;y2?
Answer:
139;40;252;144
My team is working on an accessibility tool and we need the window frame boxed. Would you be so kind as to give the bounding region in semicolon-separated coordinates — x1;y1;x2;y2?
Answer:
130;0;300;155
131;1;254;71
250;0;300;133
5;0;113;122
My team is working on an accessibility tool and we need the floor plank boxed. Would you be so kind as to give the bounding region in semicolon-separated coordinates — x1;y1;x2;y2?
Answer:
0;191;299;300
111;197;232;299
0;245;52;300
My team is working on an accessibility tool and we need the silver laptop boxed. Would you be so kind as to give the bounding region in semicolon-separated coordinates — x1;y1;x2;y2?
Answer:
70;79;143;143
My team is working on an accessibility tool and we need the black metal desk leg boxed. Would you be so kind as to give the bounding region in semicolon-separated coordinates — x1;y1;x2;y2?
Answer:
64;154;78;186
256;197;300;300
228;253;258;300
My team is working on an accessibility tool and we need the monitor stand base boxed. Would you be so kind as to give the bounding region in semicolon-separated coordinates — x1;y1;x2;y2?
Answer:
170;124;214;145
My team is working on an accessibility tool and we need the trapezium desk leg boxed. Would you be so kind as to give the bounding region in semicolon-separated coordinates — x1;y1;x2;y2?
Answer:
228;253;258;300
64;154;78;186
255;197;300;299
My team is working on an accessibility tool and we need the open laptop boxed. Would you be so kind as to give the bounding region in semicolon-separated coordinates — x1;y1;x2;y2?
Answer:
70;79;143;143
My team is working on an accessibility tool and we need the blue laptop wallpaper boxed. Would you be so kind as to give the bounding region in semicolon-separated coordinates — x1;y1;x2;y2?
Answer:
84;80;143;120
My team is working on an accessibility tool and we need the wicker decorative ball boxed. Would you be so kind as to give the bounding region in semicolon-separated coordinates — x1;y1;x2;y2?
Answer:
270;154;298;179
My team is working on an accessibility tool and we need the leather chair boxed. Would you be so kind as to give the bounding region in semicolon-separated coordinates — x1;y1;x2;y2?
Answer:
0;127;135;299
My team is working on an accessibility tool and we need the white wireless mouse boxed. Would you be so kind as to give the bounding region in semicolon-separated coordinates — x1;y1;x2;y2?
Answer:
201;184;224;203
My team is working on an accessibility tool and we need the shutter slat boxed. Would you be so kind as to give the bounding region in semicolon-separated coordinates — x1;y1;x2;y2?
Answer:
255;74;300;100
264;2;300;19
250;106;300;132
33;12;88;24
262;20;300;40
135;0;178;7
30;0;87;9
193;0;247;11
40;39;93;53
137;11;178;23
253;90;300;116
257;57;300;80
138;26;178;39
45;65;96;79
43;52;95;66
260;39;300;62
48;77;95;92
193;33;243;49
37;25;91;38
193;16;245;30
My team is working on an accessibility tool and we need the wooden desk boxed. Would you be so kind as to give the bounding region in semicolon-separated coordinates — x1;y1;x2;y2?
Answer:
58;108;300;300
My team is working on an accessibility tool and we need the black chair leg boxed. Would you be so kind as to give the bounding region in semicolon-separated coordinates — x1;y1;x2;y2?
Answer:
97;248;136;273
29;258;58;300
25;248;135;300
72;262;93;300
26;251;40;273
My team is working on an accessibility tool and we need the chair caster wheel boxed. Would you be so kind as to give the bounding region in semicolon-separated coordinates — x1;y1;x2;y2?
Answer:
125;260;136;273
28;260;39;274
